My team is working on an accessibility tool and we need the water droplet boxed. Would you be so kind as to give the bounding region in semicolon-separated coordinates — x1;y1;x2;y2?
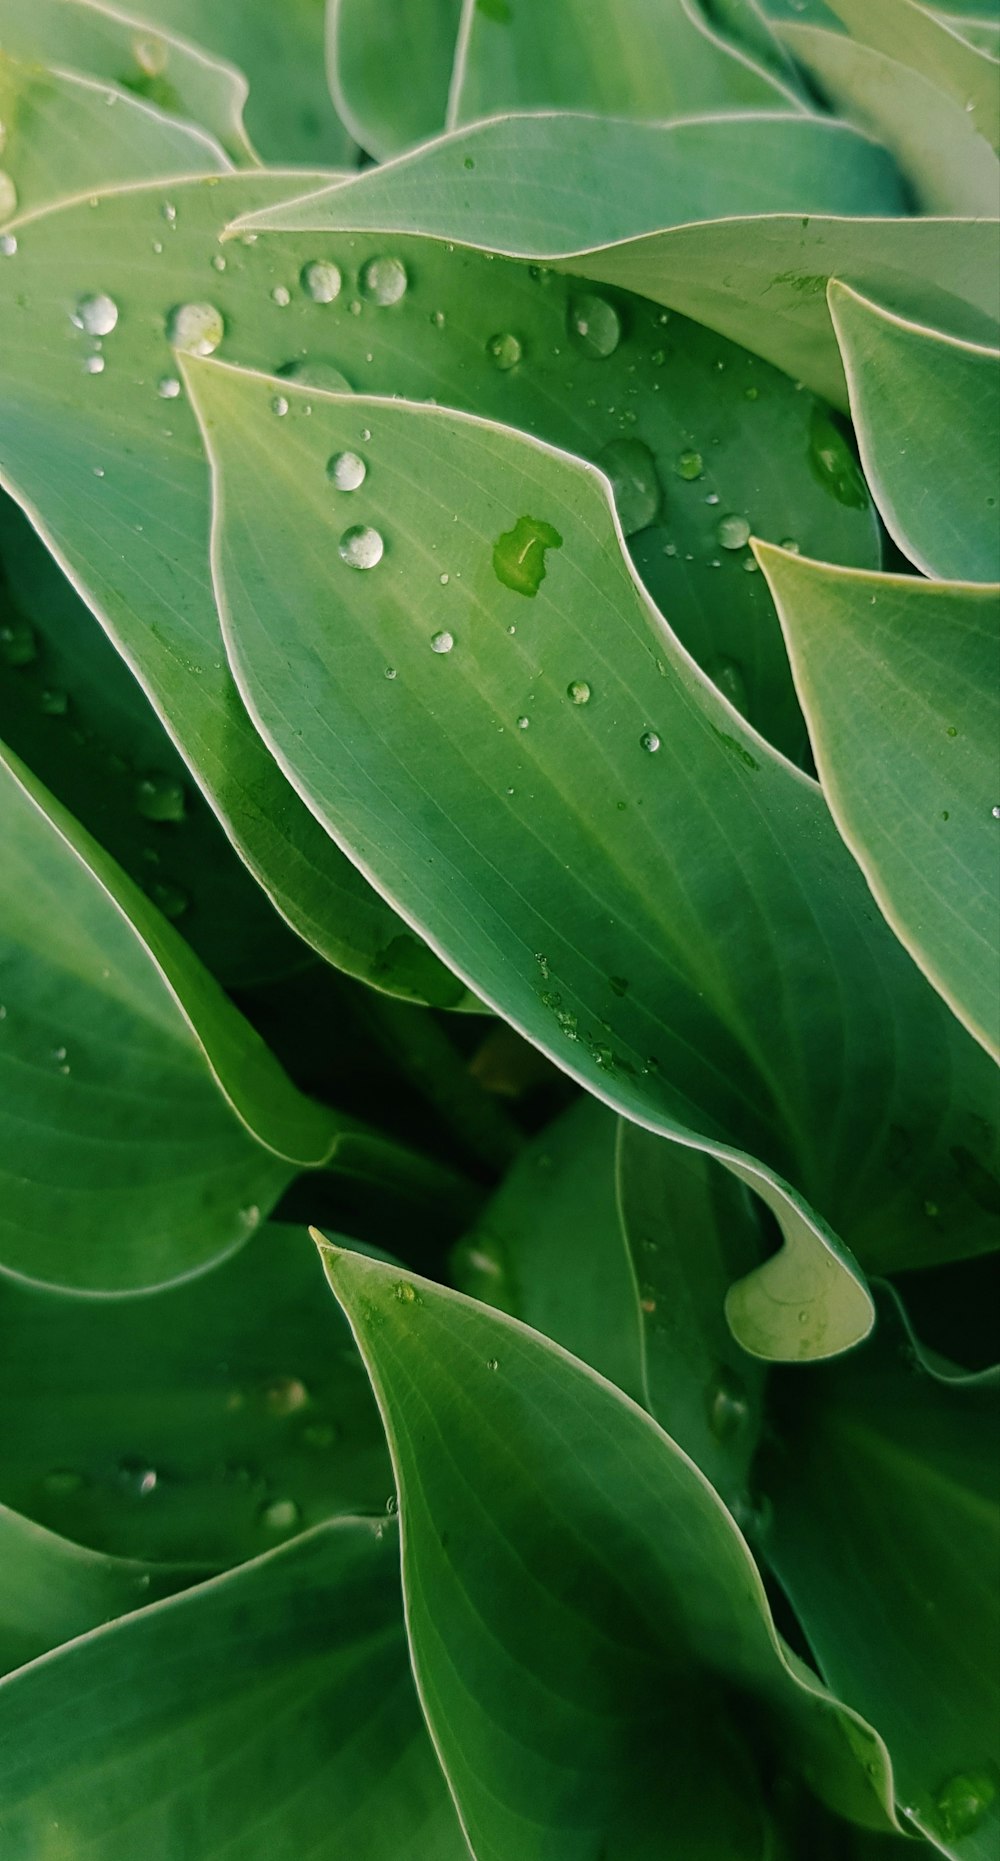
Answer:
675;450;703;481
258;1497;301;1534
931;1769;997;1840
640;731;661;753
280;358;352;392
384;665;397;680
302;1422;337;1449
271;394;290;416
135;774;185;824
0;233;17;257
118;1460;158;1497
395;1280;417;1303
148;880;188;919
72;292;118;337
992;805;1000;819
262;1376;309;1416
808;407;868;509
301;259;342;303
211;253;227;272
43;1468;85;1497
430;630;454;654
386;1493;398;1514
0;618;36;665
946;725;958;738
487;331;522;371
326;450;366;491
493;515;563;597
430;309;446;328
165;301;224;356
241;1204;261;1230
133;32;168;76
360;255;408;306
40;688;69;716
339;524;383;569
704;492;720;507
567;680;591;705
84;355;105;376
717;513;751;551
486;1357;499;1371
779;537;800;554
516;715;530;730
157;374;181;399
567;292;621;358
597;437;661;535
0;171;18;219
707;1370;752;1442
271;284;291;308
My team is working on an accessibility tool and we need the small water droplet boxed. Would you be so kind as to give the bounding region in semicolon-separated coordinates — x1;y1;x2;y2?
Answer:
360;256;408;306
517;715;530;730
713;658;749;711
281;358;352;392
386;1492;398;1514
162;200;177;225
384;665;397;680
931;1769;997;1840
0;171;18;219
157;374;181;399
946;726;958;738
165;301;224;356
430;309;446;328
271;394;290;416
339;524;383;569
301;259;342;303
72;293;118;337
567;680;591;705
486;1357;499;1371
779;537;800;554
992;805;1000;819
262;1376;309;1416
302;1422;337;1449
640;731;661;753
40;688;69;716
567;292;621;358
487;331;522;371
704;492;720;507
271;284;291;307
0;618;36;665
808;407;868;509
717;513;751;550
135;774;186;823
430;630;454;654
675;450;703;481
258;1497;301;1533
133;32;168;76
118;1460;158;1498
211;253;227;272
597;437;661;535
493;515;563;597
0;232;17;257
326;450;366;491
84;354;106;376
707;1370;752;1443
148;880;189;919
395;1280;417;1303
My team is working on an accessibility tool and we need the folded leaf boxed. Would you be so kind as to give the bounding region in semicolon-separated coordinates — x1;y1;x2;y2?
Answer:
0;1518;468;1859
756;545;1000;1058
827;281;1000;582
823;0;1000;151
328;0;462;159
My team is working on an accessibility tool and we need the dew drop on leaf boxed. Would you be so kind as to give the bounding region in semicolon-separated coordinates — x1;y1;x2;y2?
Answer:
0;617;37;665
165;301;224;356
271;395;290;417
148;880;189;919
640;731;661;753
262;1376;309;1416
84;355;105;376
281;359;353;392
360;256;408;305
717;513;751;550
487;331;522;371
135;774;186;823
72;292;118;336
271;285;291;307
597;437;661;535
40;688;69;716
706;1370;751;1442
713;658;749;711
567;292;621;358
339;524;384;569
258;1497;301;1533
0;233;17;257
931;1769;997;1840
118;1460;158;1498
493;515;563;597
157;375;181;399
675;450;703;481
430;630;454;654
567;681;591;705
807;406;868;509
0;171;18;219
327;450;367;491
301;259;342;303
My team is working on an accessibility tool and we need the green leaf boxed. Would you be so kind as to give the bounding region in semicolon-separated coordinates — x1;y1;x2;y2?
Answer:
0;49;230;224
756;545;1000;1060
765;1291;1000;1858
0;1505;201;1677
0;172;463;1007
319;1241;898;1853
779;22;1000;216
0;0;256;163
827;281;1000;582
240;110;908;250
617;1123;766;1506
0;1517;469;1858
0;1222;392;1564
0;739;338;1291
189;358;999;1359
448;0;803;124
452;1097;645;1400
822;0;1000;152
329;0;462;159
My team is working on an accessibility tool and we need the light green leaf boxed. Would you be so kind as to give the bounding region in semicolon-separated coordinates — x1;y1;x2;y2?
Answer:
238;110;908;250
192;359;1000;1353
765;1291;1000;1859
328;0;462;159
319;1240;898;1853
617;1123;766;1506
756;545;1000;1060
0;1518;469;1859
452;1097;645;1400
0;0;255;163
0;1505;201;1677
779;22;1000;215
823;0;1000;152
827;281;1000;582
0;1222;392;1564
0;172;463;1007
0;739;339;1291
448;0;804;125
0;50;230;225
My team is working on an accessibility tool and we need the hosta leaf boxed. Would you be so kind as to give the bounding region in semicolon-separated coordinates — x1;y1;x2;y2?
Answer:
0;1518;469;1859
241;110;908;250
765;1292;1000;1859
0;491;303;989
756;545;1000;1059
823;0;1000;152
319;1241;897;1853
779;23;1000;216
0;1505;201;1677
616;1122;766;1506
0;173;463;1007
328;0;462;159
827;282;1000;582
190;359;999;1358
0;0;255;163
0;50;230;224
452;1097;645;1400
447;0;803;124
0;1222;392;1564
0;739;338;1291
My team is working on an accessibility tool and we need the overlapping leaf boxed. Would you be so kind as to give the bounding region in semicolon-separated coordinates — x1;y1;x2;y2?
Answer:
328;0;462;159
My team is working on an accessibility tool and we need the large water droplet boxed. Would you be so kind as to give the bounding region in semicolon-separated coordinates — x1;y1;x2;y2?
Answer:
487;331;522;371
675;450;703;481
0;171;18;219
567;292;621;358
567;680;591;705
430;630;454;654
360;256;408;306
165;301;224;356
597;437;661;536
717;513;751;550
493;515;563;597
327;450;366;491
931;1769;997;1840
258;1497;301;1533
706;1369;752;1442
135;774;186;823
640;730;661;753
271;394;290;417
280;358;352;392
301;259;342;303
339;524;383;569
73;292;118;337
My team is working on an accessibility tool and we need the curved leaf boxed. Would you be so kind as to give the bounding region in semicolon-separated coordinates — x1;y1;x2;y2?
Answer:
319;1239;898;1853
189;359;999;1361
756;545;1000;1059
0;1222;391;1564
0;1518;468;1859
823;0;1000;152
827;281;1000;582
328;0;462;159
0;739;337;1291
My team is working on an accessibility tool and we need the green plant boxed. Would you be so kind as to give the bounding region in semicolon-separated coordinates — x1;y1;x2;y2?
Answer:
0;0;997;1853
